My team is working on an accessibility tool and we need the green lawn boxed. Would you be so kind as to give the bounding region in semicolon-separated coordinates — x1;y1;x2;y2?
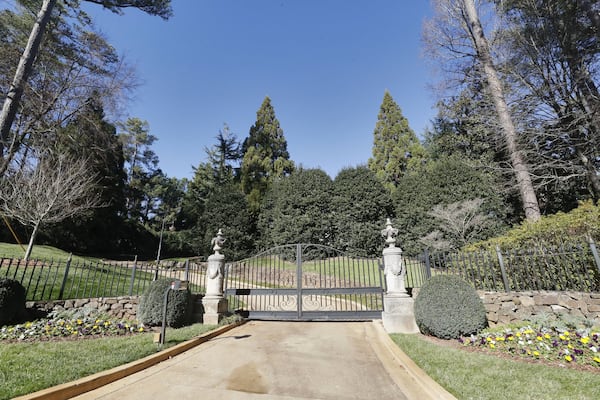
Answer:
0;323;217;400
391;333;600;400
0;243;95;263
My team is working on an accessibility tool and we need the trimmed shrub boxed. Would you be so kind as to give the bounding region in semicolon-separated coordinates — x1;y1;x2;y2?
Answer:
138;279;192;328
414;275;487;339
0;278;26;326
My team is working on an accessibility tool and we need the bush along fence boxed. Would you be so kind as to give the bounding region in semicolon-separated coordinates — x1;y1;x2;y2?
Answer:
403;238;600;293
0;256;207;301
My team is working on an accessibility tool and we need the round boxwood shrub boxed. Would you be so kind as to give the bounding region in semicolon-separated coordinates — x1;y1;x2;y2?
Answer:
414;274;487;339
138;279;192;328
0;278;26;326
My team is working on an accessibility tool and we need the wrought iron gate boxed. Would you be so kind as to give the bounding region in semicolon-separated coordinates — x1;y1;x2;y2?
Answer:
224;244;385;320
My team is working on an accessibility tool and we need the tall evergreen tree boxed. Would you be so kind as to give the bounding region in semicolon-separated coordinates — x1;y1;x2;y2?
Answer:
240;97;294;211
46;94;127;254
205;123;241;185
368;91;426;192
118;117;159;221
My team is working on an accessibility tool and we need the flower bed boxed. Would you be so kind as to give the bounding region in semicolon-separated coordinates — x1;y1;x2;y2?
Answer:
0;312;145;342
461;325;600;368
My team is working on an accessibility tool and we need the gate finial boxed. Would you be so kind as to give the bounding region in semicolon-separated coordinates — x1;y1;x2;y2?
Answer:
381;218;398;248
211;229;226;254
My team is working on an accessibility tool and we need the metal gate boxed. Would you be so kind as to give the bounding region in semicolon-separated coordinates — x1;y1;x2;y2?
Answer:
224;244;385;320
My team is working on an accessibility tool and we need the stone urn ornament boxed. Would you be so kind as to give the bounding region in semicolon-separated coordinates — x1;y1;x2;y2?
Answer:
206;229;226;295
381;218;407;296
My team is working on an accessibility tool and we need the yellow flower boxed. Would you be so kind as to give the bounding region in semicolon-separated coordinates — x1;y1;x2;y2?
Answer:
138;327;144;332
593;356;600;364
559;335;567;341
581;337;590;345
564;355;573;362
489;343;495;349
544;333;551;339
536;336;543;341
516;332;522;338
533;351;540;357
77;319;83;325
486;337;493;342
568;344;573;349
564;331;570;336
496;336;505;342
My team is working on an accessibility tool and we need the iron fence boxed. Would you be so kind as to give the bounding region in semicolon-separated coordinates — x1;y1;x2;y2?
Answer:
407;239;600;293
0;256;207;301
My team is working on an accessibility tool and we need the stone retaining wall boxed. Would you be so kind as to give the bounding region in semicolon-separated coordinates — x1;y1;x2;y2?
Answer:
480;291;600;326
29;294;205;322
29;297;140;320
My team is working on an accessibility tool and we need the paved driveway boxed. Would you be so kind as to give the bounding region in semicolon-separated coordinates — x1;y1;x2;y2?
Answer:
70;321;454;400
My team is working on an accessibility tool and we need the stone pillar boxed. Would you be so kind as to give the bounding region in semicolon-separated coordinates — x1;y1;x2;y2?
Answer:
380;219;419;333
202;229;228;325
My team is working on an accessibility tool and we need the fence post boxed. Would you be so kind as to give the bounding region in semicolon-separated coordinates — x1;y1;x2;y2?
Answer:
589;237;600;275
184;259;190;282
128;255;138;296
495;246;510;293
58;253;72;300
423;248;432;279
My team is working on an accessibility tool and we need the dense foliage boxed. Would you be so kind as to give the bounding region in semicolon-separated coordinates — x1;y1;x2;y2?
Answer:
258;169;334;249
137;279;192;328
0;278;26;326
414;274;487;339
331;166;393;256
467;200;600;251
2;1;599;263
393;156;510;255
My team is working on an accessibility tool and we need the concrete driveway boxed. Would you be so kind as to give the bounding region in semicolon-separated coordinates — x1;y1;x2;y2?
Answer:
60;321;454;400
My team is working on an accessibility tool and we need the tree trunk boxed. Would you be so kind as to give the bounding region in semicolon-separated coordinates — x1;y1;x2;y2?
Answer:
24;221;42;261
0;0;57;170
462;0;541;222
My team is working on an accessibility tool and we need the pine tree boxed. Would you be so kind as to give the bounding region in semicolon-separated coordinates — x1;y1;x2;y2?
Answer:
368;91;425;192
240;97;294;210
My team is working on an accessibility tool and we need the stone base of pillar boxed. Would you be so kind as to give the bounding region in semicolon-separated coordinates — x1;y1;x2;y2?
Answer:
382;295;420;334
202;296;228;325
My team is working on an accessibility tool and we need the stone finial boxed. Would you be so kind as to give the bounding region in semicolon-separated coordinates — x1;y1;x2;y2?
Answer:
381;218;398;248
211;229;226;254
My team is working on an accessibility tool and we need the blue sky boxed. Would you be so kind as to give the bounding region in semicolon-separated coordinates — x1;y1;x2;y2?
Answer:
83;0;437;180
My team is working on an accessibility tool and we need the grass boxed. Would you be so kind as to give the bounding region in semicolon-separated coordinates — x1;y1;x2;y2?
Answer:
391;333;600;400
0;242;95;263
0;323;218;400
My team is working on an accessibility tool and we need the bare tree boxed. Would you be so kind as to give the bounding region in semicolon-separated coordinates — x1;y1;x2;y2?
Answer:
421;198;490;250
498;0;600;203
0;152;102;260
424;0;541;221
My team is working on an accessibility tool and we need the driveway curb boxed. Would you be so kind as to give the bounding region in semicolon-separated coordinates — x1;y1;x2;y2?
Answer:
371;320;457;400
14;321;248;400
